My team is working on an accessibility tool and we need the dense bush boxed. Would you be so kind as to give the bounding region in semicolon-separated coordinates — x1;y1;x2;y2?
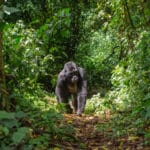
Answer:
0;0;150;148
109;30;150;120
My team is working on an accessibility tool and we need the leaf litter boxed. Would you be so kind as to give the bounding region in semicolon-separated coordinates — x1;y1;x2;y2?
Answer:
53;114;149;150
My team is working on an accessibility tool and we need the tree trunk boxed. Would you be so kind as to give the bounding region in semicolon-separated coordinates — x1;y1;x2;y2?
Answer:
0;1;9;110
0;30;9;110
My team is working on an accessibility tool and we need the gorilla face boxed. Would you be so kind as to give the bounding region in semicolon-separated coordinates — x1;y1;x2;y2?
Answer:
69;70;79;84
64;62;79;84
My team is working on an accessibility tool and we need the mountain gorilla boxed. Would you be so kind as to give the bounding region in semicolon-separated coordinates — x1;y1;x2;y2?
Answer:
55;61;87;115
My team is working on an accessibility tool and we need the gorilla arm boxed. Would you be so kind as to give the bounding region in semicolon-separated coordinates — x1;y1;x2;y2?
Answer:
55;70;67;103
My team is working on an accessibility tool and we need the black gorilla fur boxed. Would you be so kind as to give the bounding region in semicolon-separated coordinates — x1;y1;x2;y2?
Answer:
55;61;87;115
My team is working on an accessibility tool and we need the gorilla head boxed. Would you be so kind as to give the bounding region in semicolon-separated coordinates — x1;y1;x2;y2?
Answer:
64;61;79;84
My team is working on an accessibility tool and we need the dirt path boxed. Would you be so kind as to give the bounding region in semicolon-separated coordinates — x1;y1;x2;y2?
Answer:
58;114;148;150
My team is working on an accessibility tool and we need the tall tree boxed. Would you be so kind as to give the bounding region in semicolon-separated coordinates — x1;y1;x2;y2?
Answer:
0;1;9;110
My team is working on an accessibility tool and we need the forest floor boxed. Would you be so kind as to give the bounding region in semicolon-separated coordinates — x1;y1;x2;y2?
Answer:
53;114;149;150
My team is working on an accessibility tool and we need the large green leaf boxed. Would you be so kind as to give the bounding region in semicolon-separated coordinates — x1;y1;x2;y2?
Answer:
12;127;30;144
15;111;26;119
0;111;15;120
2;119;19;128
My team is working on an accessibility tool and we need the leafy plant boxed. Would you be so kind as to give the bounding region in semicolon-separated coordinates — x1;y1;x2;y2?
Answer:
0;111;31;149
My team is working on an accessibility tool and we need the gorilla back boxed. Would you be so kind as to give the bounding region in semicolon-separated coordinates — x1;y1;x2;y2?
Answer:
55;61;87;115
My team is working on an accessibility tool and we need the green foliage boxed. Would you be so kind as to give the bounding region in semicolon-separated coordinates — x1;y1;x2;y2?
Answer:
3;20;43;92
0;98;75;149
0;111;15;119
29;133;50;149
0;111;31;149
25;100;74;149
82;0;150;141
1;0;150;147
12;127;30;144
109;30;150;117
85;93;112;115
0;4;19;21
3;5;19;15
76;30;117;90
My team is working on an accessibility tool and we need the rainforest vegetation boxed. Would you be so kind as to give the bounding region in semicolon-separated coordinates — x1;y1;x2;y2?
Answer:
0;0;150;149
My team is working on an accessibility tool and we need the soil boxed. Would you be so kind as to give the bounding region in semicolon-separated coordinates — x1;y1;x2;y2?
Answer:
55;114;149;150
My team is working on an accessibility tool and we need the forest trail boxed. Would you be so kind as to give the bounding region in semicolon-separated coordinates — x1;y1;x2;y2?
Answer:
56;114;148;150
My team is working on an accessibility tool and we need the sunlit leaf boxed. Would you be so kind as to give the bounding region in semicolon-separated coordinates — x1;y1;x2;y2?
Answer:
3;6;19;15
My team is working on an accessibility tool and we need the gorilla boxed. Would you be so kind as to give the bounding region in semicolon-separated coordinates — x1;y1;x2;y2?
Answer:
55;61;87;115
